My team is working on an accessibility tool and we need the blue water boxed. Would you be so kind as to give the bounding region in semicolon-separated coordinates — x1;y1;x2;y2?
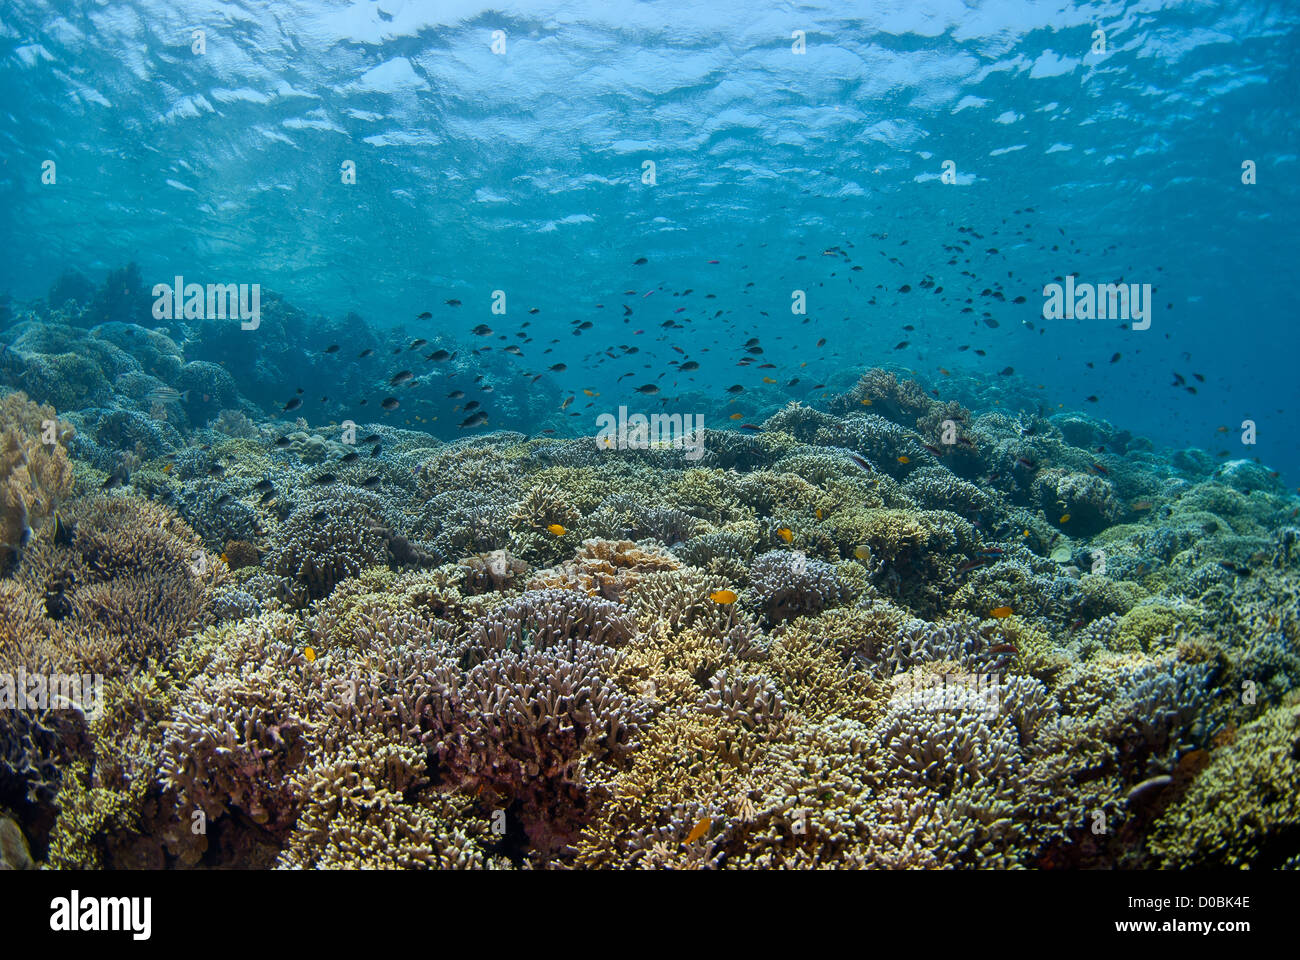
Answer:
1;0;1297;475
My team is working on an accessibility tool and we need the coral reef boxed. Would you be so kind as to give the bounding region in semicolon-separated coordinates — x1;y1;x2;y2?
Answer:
0;323;1293;872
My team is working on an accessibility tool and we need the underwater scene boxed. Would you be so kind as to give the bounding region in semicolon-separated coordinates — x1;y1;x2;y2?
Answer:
0;0;1298;875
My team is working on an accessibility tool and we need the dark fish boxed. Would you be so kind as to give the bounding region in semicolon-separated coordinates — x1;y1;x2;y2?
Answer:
549;363;567;372
311;509;328;522
324;344;340;354
284;397;303;411
382;397;399;411
359;349;374;358
816;338;827;347
340;452;359;463
390;370;414;386
209;464;226;478
472;324;492;336
848;454;872;472
371;444;381;457
313;473;338;485
529;307;540;314
726;385;744;394
362;475;381;488
983;317;999;328
1110;353;1121;364
447;390;465;399
361;434;380;443
274;436;291;449
214;493;233;507
634;257;648;265
446;299;461;306
786;378;800;387
895;341;909;350
427;349;451;362
417;311;432;320
409;339;427;350
679;361;699;372
636;384;660;395
999;366;1014;376
464;400;480;411
253;479;274;492
460;411;488;428
1086;395;1099;403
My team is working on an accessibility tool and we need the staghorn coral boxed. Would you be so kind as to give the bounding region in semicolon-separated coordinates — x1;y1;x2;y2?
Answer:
747;549;852;625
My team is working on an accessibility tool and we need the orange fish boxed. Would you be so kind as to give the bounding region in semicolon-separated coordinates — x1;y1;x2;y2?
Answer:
1131;501;1153;511
583;389;598;396
709;589;737;605
990;606;1013;618
1058;514;1071;524
162;463;173;474
684;817;712;844
762;376;777;384
304;647;317;663
860;397;872;405
546;523;567;536
897;455;910;464
729;412;744;420
815;508;823;520
776;528;793;543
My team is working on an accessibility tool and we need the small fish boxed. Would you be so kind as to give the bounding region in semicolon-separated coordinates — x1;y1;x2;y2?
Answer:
324;344;340;354
762;376;777;384
583;389;598;396
358;348;374;358
1091;463;1109;476
680;361;700;372
284;397;303;412
304;647;316;662
472;324;492;336
988;643;1017;655
162;463;173;474
636;384;660;395
848;454;872;472
989;606;1013;618
634;257;648;265
362;475;381;488
428;349;451;362
710;589;737;605
382;397;400;411
446;299;462;306
311;508;329;522
410;338;427;349
1059;513;1071;524
547;523;567;536
550;363;567;372
815;508;823;520
1085;395;1099;403
390;370;414;385
1131;500;1153;511
740;424;761;431
447;390;465;399
560;396;575;410
417;312;432;320
371;444;382;457
340;451;359;463
853;545;871;561
1110;352;1121;364
684;817;712;844
459;411;488;428
896;455;910;464
776;527;793;543
274;436;292;448
314;473;337;485
726;384;744;394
